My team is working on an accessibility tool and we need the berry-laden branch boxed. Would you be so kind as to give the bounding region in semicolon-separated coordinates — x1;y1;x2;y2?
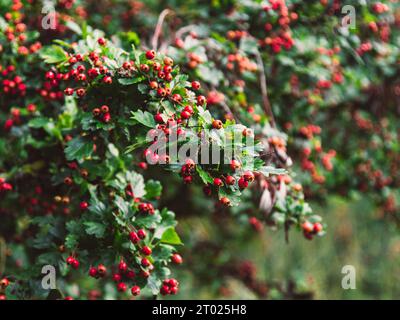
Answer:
29;27;280;298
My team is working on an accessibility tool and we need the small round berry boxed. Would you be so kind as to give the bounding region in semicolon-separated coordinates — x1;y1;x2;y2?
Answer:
64;88;74;96
171;253;183;264
137;229;146;239
101;105;109;113
238;177;248;189
97;264;107;277
145;50;156;60
117;282;127;292
213;177;223;187
89;267;98;278
302;221;314;233
191;81;201;90
230;159;241;171
141;246;152;256
164;57;174;66
212;119;223;129
313;222;323;233
131;285;140;296
103;76;112;84
141;258;150;267
79;201;89;210
112;273;122;282
118;260;128;273
129;231;140;244
225;175;236;185
180;110;191;119
220;197;231;206
97;38;106;46
0;278;10;288
197;95;206;105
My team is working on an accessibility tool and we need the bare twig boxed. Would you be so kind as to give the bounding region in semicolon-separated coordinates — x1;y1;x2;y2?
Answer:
255;49;276;128
151;9;173;51
175;24;197;40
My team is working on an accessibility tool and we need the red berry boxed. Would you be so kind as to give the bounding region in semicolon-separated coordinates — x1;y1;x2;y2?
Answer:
220;197;231;206
112;274;122;282
71;259;80;269
89;267;98;278
230;159;241;171
243;171;255;182
66;256;74;265
97;264;107;277
141;258;150;267
197;95;206;105
117;282;127;292
64;88;74;96
0;278;10;288
160;285;170;295
129;231;140;244
238;177;248;189
180;110;191;119
131;285;140;296
168;278;179;287
79;201;89;210
140;64;150;72
145;50;156;59
97;38;106;46
313;222;323;233
154;113;164;123
213;178;223;187
302;221;314;233
137;229;146;239
171;253;183;264
103;76;112;84
212;119;223;129
119;261;128;273
141;246;152;256
225;175;236;185
45;71;55;80
191;81;201;90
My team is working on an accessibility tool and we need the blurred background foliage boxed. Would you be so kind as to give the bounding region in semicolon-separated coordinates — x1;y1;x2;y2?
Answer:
171;195;400;299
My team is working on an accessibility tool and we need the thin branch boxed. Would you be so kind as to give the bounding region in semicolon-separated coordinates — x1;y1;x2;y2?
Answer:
175;24;197;40
151;9;173;51
254;49;276;128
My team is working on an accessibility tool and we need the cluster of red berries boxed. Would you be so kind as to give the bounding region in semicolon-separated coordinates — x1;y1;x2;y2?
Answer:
160;278;179;296
180;158;196;185
1;65;26;97
138;202;155;214
302;221;323;240
66;256;80;269
89;264;108;279
92;104;111;123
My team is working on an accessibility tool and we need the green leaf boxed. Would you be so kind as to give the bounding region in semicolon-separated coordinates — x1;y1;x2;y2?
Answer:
126;171;146;198
131;110;156;128
160;227;182;245
145;180;162;199
40;45;67;64
114;196;129;217
64;136;94;161
65;234;78;249
196;166;214;184
84;222;106;238
118;76;144;85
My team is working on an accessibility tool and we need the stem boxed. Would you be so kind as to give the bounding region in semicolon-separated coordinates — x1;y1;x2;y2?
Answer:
151;9;173;51
254;49;276;128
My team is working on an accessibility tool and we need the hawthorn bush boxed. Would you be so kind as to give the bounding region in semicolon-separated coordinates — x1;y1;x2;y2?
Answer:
0;0;399;300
